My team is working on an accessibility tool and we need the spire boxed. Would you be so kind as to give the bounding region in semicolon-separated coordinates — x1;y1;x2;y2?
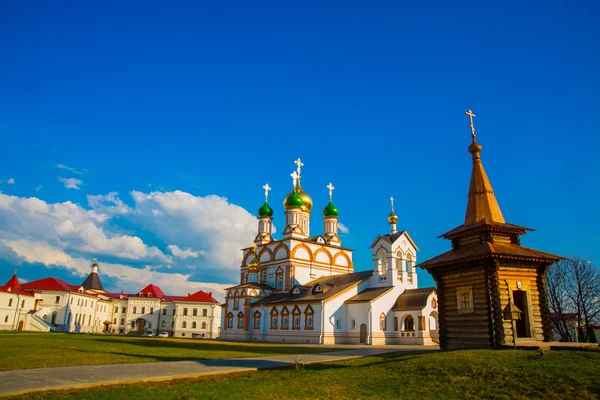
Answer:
388;196;398;234
464;110;505;225
3;270;21;290
82;259;105;291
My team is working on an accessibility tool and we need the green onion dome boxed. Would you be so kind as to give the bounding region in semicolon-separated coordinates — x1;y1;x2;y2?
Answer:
258;202;273;217
323;201;339;218
284;190;304;209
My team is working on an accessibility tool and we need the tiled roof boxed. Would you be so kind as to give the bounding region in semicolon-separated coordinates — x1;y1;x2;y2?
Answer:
225;282;275;291
418;242;561;269
345;286;393;303
136;284;166;298
82;272;104;291
178;290;219;303
440;219;532;239
252;271;373;305
392;287;436;311
1;275;34;297
21;277;79;292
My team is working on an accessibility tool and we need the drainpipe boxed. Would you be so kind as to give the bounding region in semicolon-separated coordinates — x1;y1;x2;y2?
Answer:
62;293;72;332
12;294;21;331
261;304;266;342
368;301;372;345
319;300;325;344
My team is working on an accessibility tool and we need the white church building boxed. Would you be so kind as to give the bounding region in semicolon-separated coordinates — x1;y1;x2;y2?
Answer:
220;159;438;345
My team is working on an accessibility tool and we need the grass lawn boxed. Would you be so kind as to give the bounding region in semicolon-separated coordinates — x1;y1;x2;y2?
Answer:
10;349;600;400
0;332;334;371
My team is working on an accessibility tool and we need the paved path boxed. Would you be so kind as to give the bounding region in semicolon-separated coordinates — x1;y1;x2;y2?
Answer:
0;346;438;397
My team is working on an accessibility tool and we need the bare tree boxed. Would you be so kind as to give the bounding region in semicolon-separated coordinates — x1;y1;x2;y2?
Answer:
546;256;600;342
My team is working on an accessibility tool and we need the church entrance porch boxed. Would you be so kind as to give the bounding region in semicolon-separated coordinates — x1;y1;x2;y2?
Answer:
360;324;368;344
513;290;531;338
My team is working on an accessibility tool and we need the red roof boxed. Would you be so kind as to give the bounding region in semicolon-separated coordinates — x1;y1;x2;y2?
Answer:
1;274;34;296
135;284;166;299
178;290;219;303
3;274;21;290
21;277;80;292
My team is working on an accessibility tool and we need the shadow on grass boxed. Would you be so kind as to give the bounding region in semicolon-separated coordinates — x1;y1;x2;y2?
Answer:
87;337;328;357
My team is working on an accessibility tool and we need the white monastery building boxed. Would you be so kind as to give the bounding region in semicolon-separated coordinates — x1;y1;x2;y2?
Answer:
0;264;221;338
220;159;438;345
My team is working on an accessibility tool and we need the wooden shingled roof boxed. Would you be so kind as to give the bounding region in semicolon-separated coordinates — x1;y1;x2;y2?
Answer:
419;238;562;269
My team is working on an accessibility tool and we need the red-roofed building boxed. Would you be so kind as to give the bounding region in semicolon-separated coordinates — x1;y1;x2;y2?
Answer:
174;290;220;338
1;273;44;332
1;265;222;339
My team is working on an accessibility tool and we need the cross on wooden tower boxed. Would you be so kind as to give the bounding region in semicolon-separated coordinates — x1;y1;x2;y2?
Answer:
465;109;477;142
262;183;271;201
327;182;335;201
294;158;304;177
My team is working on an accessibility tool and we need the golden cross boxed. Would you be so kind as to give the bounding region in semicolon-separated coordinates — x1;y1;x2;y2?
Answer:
290;171;298;187
294;158;304;177
326;182;334;201
465;109;476;142
262;183;271;201
390;197;395;213
252;243;258;253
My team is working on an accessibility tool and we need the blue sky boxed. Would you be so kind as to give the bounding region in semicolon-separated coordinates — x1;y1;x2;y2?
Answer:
1;1;599;297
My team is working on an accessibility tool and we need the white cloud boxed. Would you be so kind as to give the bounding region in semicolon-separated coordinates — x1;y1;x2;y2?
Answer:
57;164;87;175
338;222;349;234
7;178;15;185
35;185;42;192
1;239;227;301
167;244;201;259
129;190;257;270
87;192;130;216
59;177;83;190
0;190;258;296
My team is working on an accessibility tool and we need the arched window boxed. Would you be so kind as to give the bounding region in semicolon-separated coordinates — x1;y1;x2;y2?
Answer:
270;308;278;330
192;321;197;329
403;315;415;331
182;321;187;329
281;307;289;330
148;322;152;329
161;320;166;327
202;322;207;329
51;311;58;324
304;305;314;331
253;311;261;329
113;318;117;324
379;313;387;331
237;312;244;329
67;312;71;324
120;318;125;325
406;253;414;273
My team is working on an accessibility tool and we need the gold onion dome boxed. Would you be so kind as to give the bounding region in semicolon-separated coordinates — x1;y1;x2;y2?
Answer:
284;180;312;211
284;189;304;209
388;211;398;224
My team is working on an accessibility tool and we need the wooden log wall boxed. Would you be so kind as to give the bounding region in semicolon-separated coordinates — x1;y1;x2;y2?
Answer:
439;265;492;348
497;266;544;342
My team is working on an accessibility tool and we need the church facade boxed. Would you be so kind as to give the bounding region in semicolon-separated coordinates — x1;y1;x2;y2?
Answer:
220;160;438;345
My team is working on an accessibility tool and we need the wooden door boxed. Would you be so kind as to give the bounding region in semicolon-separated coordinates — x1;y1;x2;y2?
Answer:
360;324;368;344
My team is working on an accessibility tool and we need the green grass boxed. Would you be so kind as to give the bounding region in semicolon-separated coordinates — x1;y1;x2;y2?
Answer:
10;349;600;400
0;332;333;370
